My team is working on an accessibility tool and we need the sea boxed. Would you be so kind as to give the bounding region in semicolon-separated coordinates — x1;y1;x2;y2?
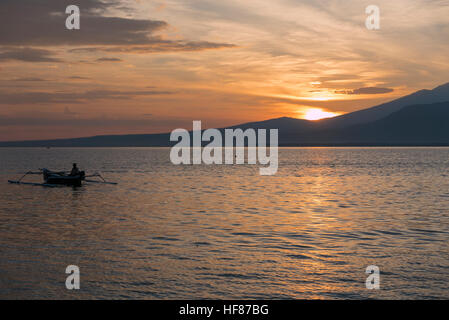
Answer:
0;147;448;299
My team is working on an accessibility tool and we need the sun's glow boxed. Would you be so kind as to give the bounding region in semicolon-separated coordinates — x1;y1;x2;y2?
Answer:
303;108;342;121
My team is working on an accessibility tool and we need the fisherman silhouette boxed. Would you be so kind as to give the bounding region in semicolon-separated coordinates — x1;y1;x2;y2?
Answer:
70;163;81;176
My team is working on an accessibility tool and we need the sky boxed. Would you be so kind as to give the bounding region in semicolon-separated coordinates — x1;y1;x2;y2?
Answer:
0;0;449;140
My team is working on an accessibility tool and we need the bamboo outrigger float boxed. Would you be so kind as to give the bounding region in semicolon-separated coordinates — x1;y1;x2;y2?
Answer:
8;169;117;187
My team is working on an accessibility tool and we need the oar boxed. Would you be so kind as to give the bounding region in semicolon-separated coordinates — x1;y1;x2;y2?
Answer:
17;171;32;182
15;170;43;182
85;173;118;185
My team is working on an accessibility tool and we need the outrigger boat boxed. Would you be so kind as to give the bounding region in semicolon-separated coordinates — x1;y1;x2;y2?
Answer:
8;168;117;187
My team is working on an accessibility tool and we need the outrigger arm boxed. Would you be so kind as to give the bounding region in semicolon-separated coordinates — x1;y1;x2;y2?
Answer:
7;169;117;187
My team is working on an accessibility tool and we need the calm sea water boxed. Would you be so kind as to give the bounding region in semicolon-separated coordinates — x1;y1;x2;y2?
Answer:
0;147;448;299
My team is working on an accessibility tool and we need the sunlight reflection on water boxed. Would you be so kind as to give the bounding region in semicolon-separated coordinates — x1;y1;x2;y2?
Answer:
0;147;448;299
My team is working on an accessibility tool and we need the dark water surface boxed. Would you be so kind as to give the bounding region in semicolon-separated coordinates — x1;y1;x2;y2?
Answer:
0;147;448;299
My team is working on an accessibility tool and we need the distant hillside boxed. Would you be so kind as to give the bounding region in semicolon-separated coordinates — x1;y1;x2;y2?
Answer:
335;101;449;144
1;83;449;147
1;101;449;147
230;101;449;145
0;133;171;147
290;101;449;145
322;82;449;127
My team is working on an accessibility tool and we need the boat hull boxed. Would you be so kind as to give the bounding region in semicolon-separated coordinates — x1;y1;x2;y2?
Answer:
45;175;83;186
43;170;85;186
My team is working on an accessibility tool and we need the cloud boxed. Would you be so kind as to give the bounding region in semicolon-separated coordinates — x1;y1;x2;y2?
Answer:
13;77;49;82
335;87;394;95
0;89;174;104
67;76;90;80
0;0;235;54
0;116;187;129
0;47;61;62
0;0;162;46
64;106;78;116
71;41;237;54
96;57;123;62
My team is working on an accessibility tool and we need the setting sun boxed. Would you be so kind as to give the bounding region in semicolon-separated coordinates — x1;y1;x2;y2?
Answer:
303;108;342;121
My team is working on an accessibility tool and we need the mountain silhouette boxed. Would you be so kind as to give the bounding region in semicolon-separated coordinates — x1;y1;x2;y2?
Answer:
322;82;449;127
1;83;449;147
300;101;449;145
224;101;449;145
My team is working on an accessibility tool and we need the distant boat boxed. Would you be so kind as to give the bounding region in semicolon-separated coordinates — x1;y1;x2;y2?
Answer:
8;169;117;187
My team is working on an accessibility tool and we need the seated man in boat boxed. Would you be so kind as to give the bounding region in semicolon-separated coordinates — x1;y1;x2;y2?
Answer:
69;163;81;176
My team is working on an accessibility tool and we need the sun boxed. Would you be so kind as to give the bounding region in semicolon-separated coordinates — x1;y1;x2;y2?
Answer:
303;108;341;121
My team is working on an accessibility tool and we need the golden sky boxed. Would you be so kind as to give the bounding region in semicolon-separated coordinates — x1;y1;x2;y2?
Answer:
1;0;449;140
